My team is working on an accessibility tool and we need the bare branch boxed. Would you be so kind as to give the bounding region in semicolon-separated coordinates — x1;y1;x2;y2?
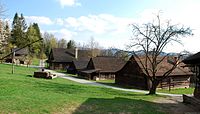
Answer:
158;55;182;81
131;24;157;46
0;2;6;18
132;51;151;77
129;13;193;94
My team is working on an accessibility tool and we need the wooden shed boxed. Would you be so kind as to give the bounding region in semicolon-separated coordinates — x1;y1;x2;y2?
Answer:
79;56;126;80
115;55;193;90
5;48;29;64
47;48;92;70
183;52;200;99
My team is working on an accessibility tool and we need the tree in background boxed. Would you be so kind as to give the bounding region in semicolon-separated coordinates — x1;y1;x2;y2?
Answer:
99;46;129;60
114;50;129;60
0;11;44;61
43;32;58;56
0;3;9;56
58;38;67;48
0;2;5;17
11;13;27;47
32;23;43;58
67;40;76;49
0;20;11;54
0;19;6;53
26;23;42;57
100;47;115;57
86;37;101;57
50;37;58;48
2;21;11;55
129;14;192;95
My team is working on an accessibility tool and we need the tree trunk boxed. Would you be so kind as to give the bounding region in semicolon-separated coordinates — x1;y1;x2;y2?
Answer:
148;80;159;95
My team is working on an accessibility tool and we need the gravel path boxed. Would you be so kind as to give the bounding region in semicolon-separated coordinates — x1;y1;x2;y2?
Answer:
45;69;184;97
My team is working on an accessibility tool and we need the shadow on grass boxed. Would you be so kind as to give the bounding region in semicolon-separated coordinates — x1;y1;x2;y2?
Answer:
31;80;146;97
26;75;33;77
72;97;199;114
73;97;163;114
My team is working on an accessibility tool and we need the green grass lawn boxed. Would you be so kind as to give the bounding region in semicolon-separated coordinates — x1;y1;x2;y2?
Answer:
96;79;194;95
0;64;166;114
157;87;194;94
31;58;40;66
31;58;47;67
96;79;115;84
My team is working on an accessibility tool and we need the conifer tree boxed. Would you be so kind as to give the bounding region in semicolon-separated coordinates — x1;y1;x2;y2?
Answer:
67;40;76;49
11;13;28;47
26;23;42;56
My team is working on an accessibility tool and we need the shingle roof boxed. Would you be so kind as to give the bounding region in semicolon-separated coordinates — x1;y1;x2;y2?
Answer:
73;58;90;70
129;55;193;77
50;48;92;63
182;52;200;64
90;56;126;73
12;48;28;55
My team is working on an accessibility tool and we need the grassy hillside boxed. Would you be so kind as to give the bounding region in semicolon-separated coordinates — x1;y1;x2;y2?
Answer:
0;64;165;114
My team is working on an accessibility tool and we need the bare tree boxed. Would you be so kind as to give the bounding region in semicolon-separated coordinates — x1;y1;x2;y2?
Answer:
87;36;101;57
114;50;129;60
42;32;58;56
129;14;192;94
0;2;5;17
100;47;115;57
58;38;67;48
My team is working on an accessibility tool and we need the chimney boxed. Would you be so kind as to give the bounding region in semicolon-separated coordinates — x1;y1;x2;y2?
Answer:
75;47;78;59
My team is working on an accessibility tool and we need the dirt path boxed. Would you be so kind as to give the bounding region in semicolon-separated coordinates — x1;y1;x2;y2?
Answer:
153;96;200;114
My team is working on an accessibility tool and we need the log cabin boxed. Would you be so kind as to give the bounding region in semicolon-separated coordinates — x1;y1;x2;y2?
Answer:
79;56;126;80
183;52;200;99
47;48;92;70
115;55;193;90
5;48;29;64
67;58;90;74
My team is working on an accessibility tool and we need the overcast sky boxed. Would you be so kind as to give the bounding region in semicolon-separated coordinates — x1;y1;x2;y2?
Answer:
3;0;200;53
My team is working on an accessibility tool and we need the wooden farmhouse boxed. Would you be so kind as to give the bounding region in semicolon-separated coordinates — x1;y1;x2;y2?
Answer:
47;48;92;70
115;55;193;90
5;48;29;64
67;58;90;74
183;52;200;101
79;56;126;80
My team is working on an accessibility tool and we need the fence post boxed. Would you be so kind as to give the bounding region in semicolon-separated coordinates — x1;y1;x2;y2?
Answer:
12;52;15;74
